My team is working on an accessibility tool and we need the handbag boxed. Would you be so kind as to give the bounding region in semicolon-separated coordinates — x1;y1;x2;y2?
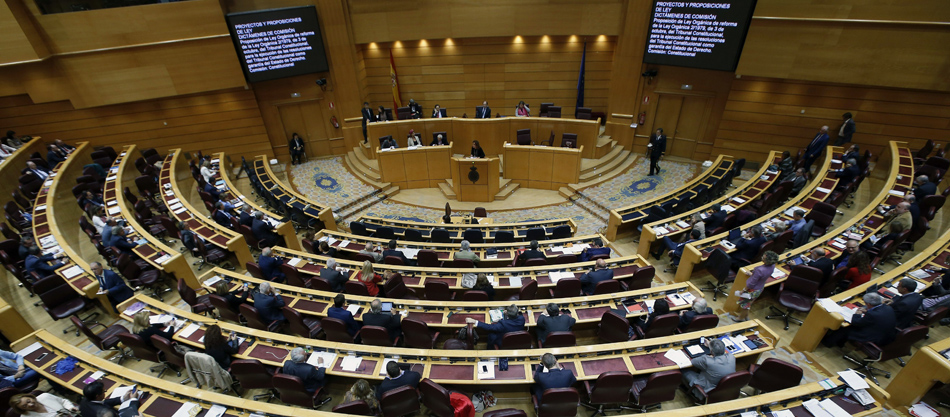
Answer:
460;273;477;289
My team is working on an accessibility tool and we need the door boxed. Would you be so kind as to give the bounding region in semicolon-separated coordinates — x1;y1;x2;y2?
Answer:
653;94;711;159
277;100;333;157
653;95;683;157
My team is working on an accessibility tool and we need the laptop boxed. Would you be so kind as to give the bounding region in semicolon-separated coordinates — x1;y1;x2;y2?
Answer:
727;228;742;243
381;302;393;313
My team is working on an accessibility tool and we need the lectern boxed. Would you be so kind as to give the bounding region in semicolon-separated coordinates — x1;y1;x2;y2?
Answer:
450;157;499;202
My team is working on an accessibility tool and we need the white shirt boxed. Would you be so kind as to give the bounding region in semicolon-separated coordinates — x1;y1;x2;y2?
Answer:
200;166;215;183
20;393;76;417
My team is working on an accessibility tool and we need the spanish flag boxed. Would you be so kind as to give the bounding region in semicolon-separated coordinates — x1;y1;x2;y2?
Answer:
389;49;403;116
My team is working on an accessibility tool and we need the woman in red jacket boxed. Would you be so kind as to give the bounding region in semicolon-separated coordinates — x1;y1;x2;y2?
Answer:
354;260;383;296
845;250;872;290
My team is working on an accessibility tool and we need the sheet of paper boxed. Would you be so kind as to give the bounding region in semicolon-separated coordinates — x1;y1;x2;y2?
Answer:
170;402;201;417
818;398;852;417
908;402;940;417
108;206;122;215
732;197;746;204
663;349;692;368
150;314;174;325
62;265;84;279
167;198;179;204
109;385;135;399
154;254;171;265
307;351;337;367
106;175;117;181
178;323;200;338
346;304;360;315
340;240;351;248
908;269;930;280
771;269;786;278
173;207;187;214
16;342;42;357
380;358;398;375
341;355;363;372
205;405;226;417
107;200;117;206
290;258;305;267
402;248;420;259
676;220;690;228
722;205;736;212
802;399;834;417
203;276;223;287
686;345;705;356
837;369;870;390
122;301;147;316
888;189;904;197
772;410;795;417
477;361;495;380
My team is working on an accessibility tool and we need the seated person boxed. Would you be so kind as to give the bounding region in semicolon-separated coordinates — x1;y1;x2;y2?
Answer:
358;242;383;262
46;144;67;166
79;381;140;417
282;347;327;394
443;326;475;350
453;240;480;266
804;247;834;286
636;298;670;332
0;349;39;389
251;282;286;323
517;240;546;266
361;299;402;343
17;236;34;261
380;136;397;149
321;258;347;292
375;106;388;122
212;202;237;228
842;144;860;165
843;251;872;290
704;204;728;231
470;140;486;158
215;280;248;310
678;298;713;331
382;240;414;266
881;202;913;232
78;190;103;211
24;245;66;277
579;259;613;295
178;221;200;256
888;278;923;329
376;360;421;400
766;222;787;242
257;247;286;283
790;168;807;196
532;353;576;400
251;212;282;248
23;161;49;180
238;205;254;228
729;226;766;268
90;261;133;310
317;240;338;258
822;292;896;348
472;273;495;300
108;227;139;255
861;221;904;252
204;324;240;369
835;239;859;268
682;339;735;397
579;238;611;262
830;158;860;190
344;380;379;413
10;392;79;417
431;134;449;146
131;310;177;350
466;304;526;349
354;260;384;297
776;150;794;182
685;213;706;240
653;229;702;265
431;105;445;118
406;130;423;147
914;174;937;201
328;293;361;336
536;303;575;345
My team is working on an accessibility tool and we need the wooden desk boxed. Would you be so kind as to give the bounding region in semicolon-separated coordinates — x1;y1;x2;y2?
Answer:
0;295;32;341
502;143;582;190
159;150;253;267
607;155;734;241
106;145;197;288
886;337;950;408
723;141;913;314
675;148;842;283
448;216;492;225
358;215;576;243
365;117;600;160
376;143;452;189
251;156;337;231
216;152;300;251
450;157;499;202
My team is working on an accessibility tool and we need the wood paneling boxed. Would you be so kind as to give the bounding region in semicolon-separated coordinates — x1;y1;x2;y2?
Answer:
752;0;950;22
0;89;273;161
360;36;614;118
347;0;623;44
711;76;950;163
0;0;47;64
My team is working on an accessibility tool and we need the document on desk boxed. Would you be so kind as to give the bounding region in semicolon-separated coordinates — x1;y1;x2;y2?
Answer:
837;369;870;390
346;304;360;315
179;323;200;338
908;269;930;280
109;385;135;399
380;358;398;375
107;206;122;215
663;349;692;368
802;399;834;417
818;398;851;417
204;405;226;417
62;265;84;279
288;258;303;267
149;314;175;325
16;342;42;357
771;410;794;417
816;187;832;194
307;351;337;367
477;361;495;380
888;189;904;197
341;356;363;372
170;402;201;417
402;248;420;259
203;276;223;287
676;220;690;229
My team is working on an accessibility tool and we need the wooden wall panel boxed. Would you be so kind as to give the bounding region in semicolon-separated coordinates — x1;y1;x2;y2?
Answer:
0;89;273;161
347;0;623;44
360;36;614;117
711;76;950;163
0;0;46;64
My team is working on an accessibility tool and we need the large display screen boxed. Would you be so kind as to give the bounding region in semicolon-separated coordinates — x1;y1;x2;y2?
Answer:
642;1;757;71
225;6;329;83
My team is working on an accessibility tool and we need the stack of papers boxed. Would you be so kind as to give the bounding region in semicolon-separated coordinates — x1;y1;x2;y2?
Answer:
39;235;57;248
340;356;363;372
204;405;227;417
178;324;200;338
509;276;523;287
107;200;117;206
62;265;85;279
170;402;201;417
732;197;746;204
154;254;171;265
908;269;931;280
123;302;147;316
107;206;122;215
548;271;575;283
402;248;420;259
676;220;690;228
662;349;692;368
784;206;804;217
16;342;43;357
203;276;223;287
307;351;338;367
721;205;736;212
816;187;832;194
289;258;306;267
35;204;47;211
837;369;870;390
771;269;786;278
109;385;136;399
340;240;351;248
802;398;850;417
346;305;360;315
667;293;688;306
149;314;175;325
173;206;187;215
889;189;905;197
909;402;940;417
653;227;669;236
817;298;857;323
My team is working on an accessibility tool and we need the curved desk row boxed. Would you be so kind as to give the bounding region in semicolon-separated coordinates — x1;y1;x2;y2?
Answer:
250;156;337;231
194;266;699;332
723;141;914;313
354;215;577;243
789;225;950;353
886;337;950;408
105;145;196;288
637;151;782;258
675;147;843;283
607;154;734;241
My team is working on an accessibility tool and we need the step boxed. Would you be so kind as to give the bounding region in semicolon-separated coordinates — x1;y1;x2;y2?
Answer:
558;186;575;199
495;179;519;200
438;182;456;199
594;136;614;159
345;151;383;183
381;185;400;198
350;147;379;173
579;149;631;182
582;142;623;174
570;153;640;191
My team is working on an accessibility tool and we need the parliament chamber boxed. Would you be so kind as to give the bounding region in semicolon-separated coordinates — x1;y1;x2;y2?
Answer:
1;0;949;416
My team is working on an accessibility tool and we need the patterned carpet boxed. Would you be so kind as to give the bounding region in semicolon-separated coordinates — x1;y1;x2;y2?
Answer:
288;155;699;236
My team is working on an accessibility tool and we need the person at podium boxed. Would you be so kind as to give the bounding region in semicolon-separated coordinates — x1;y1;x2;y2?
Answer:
406;129;422;147
381;136;397;150
470;140;485;158
431;134;449;146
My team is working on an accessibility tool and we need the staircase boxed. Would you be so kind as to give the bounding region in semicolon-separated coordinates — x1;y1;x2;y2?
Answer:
339;147;400;222
437;178;521;201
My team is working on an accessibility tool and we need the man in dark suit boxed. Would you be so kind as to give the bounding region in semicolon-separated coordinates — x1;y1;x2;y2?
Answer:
831;158;860;191
79;381;139;417
251;282;286;323
730;226;766;268
842;144;860;165
46;145;67;166
360;102;374;143
803;126;830;171
476;101;491;119
579;238;610;262
257;247;286;283
251;212;281;248
17;236;34;262
430;134;449;146
536;303;575;345
805;248;835;286
327;293;361;336
517;240;546;266
213;202;236;229
431;104;445;118
90;261;133;310
466;304;526;349
238;205;254;228
532;353;577;400
362;299;402;342
648;128;666;176
579;259;614;295
282;347;327;394
654;229;701;265
834;112;856;146
835;239;860;269
407;99;422;119
23;161;49;180
377;361;421;400
678;298;713;331
321;258;347;292
704;204;728;231
889;278;923;329
203;181;223;201
382;239;414;266
823;292;896;348
289;133;305;165
914;175;937;201
108;227;138;255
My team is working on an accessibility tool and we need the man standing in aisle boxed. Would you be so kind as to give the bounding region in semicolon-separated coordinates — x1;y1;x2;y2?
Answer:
648;128;666;176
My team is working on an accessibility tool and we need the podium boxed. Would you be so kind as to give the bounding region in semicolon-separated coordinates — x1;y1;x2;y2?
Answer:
450;157;499;202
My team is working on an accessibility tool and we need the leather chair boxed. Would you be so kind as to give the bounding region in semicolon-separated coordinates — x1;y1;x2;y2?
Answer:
331;401;374;415
71;316;129;362
516;129;532;146
805;202;836;237
195;238;229;270
151;335;188;381
688;370;752;404
630;370;681;411
374;227;395;240
282;306;321;338
524;258;547;267
403;318;439;349
383;273;418;300
281;264;310;289
425;280;456;301
239;304;282;332
230;359;276;400
561;133;578;148
473;207;488;217
549;278;581;298
532;387;579;417
538;103;553;117
636;313;680;339
583;371;634;416
461;290;489;301
675;314;719;334
551;225;572;239
494;230;515;243
245;261;266;280
539;331;576;348
701;249;735;301
360;325;399;347
575;107;592;120
345;280;371;296
766;271;820;330
508;279;538;301
383;255;405;266
553;254;577;265
593;280;621;295
843;325;929;385
598;310;636;343
420;379;454;417
748;358;804;393
483;409;527;417
208;294;243;324
546;106;561;118
380;385;420;417
272;374;329;409
451;258;475;268
497;331;532;349
309;277;333;292
115;333;166;376
525;227;545;241
177;278;213;315
322;317;357;343
430;228;451;243
35;275;88;335
416;250;441;267
400;229;423;242
462;228;483;244
349;222;369;236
